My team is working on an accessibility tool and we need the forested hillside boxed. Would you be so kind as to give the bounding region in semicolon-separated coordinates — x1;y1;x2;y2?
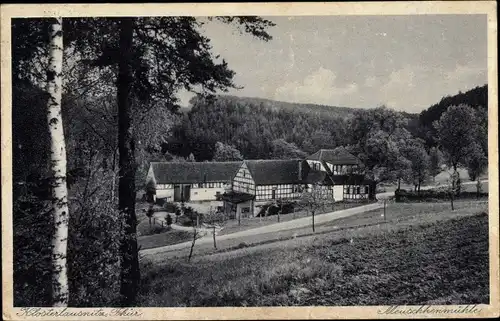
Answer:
417;85;488;147
213;95;359;118
165;95;418;161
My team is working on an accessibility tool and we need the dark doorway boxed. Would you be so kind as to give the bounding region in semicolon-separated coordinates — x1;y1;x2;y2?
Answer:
183;185;191;202
174;185;181;201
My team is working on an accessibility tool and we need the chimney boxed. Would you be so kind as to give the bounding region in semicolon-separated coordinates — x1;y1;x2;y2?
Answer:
298;160;303;180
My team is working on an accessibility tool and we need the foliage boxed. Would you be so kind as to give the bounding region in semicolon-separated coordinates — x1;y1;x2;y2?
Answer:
434;104;481;171
67;166;124;307
13;184;54;306
298;183;336;232
394;189;488;202
346;106;412;185
187;153;196;162
165;95;354;160
213;141;244;161
270;139;307;159
402;139;430;190
256;201;297;217
428;147;443;180
165;214;173;226
465;143;488;182
418;85;487;147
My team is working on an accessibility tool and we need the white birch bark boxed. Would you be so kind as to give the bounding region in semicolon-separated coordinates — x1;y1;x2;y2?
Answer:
46;17;69;307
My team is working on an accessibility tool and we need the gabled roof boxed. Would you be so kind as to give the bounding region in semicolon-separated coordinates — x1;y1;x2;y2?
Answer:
306;147;361;165
150;161;242;184
244;159;303;185
301;161;335;185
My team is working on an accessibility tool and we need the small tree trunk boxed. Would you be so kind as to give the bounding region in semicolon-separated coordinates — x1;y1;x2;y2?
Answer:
188;229;197;262
312;210;315;233
213;226;217;249
46;17;69;307
397;178;401;190
383;199;386;221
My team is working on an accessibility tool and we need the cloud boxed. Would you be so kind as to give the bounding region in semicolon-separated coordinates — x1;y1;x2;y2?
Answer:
372;64;486;111
273;67;359;105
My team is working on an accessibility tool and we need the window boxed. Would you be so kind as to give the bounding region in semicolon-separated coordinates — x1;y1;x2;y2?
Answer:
346;185;350;194
356;186;361;194
243;170;246;177
364;186;369;194
241;207;250;213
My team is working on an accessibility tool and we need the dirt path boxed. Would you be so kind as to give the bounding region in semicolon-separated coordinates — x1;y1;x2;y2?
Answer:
140;201;383;256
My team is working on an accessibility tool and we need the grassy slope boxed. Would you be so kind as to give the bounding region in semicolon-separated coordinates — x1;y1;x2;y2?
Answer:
145;201;487;261
139;209;489;306
138;230;193;250
219;202;371;236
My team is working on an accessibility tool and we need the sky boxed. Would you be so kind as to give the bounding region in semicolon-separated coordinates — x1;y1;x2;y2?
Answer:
177;14;487;113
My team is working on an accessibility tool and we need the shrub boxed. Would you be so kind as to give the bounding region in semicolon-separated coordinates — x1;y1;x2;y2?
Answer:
165;214;173;226
395;189;488;202
237;242;248;249
256;201;296;217
155;198;166;207
163;202;179;213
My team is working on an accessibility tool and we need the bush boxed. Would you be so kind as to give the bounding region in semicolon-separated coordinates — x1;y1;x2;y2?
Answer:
163;202;179;213
256;201;297;217
165;214;173;226
395;189;488;202
237;242;248;249
155;198;166;207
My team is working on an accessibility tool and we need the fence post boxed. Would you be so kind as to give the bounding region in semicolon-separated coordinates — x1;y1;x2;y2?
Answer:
383;199;386;221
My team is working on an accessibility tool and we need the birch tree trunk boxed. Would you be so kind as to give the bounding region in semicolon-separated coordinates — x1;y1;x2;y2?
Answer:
117;17;140;306
46;17;69;307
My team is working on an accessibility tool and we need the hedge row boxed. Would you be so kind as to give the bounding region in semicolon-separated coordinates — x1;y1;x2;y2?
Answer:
394;189;488;202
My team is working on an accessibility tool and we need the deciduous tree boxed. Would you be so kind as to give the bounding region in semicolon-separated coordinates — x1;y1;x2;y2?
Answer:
428;146;442;182
213;141;243;161
298;183;335;232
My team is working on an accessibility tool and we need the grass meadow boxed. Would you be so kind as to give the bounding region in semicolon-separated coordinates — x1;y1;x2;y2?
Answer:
138;201;489;306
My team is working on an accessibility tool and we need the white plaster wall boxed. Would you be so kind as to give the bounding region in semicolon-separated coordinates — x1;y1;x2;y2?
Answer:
156;188;175;200
190;187;225;201
334;185;344;201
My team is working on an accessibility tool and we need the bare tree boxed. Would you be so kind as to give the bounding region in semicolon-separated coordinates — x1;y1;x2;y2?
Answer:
187;221;205;263
203;208;227;249
298;183;336;232
45;17;70;307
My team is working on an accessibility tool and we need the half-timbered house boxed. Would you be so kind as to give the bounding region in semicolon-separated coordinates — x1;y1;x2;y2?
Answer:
146;147;375;218
145;161;242;203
